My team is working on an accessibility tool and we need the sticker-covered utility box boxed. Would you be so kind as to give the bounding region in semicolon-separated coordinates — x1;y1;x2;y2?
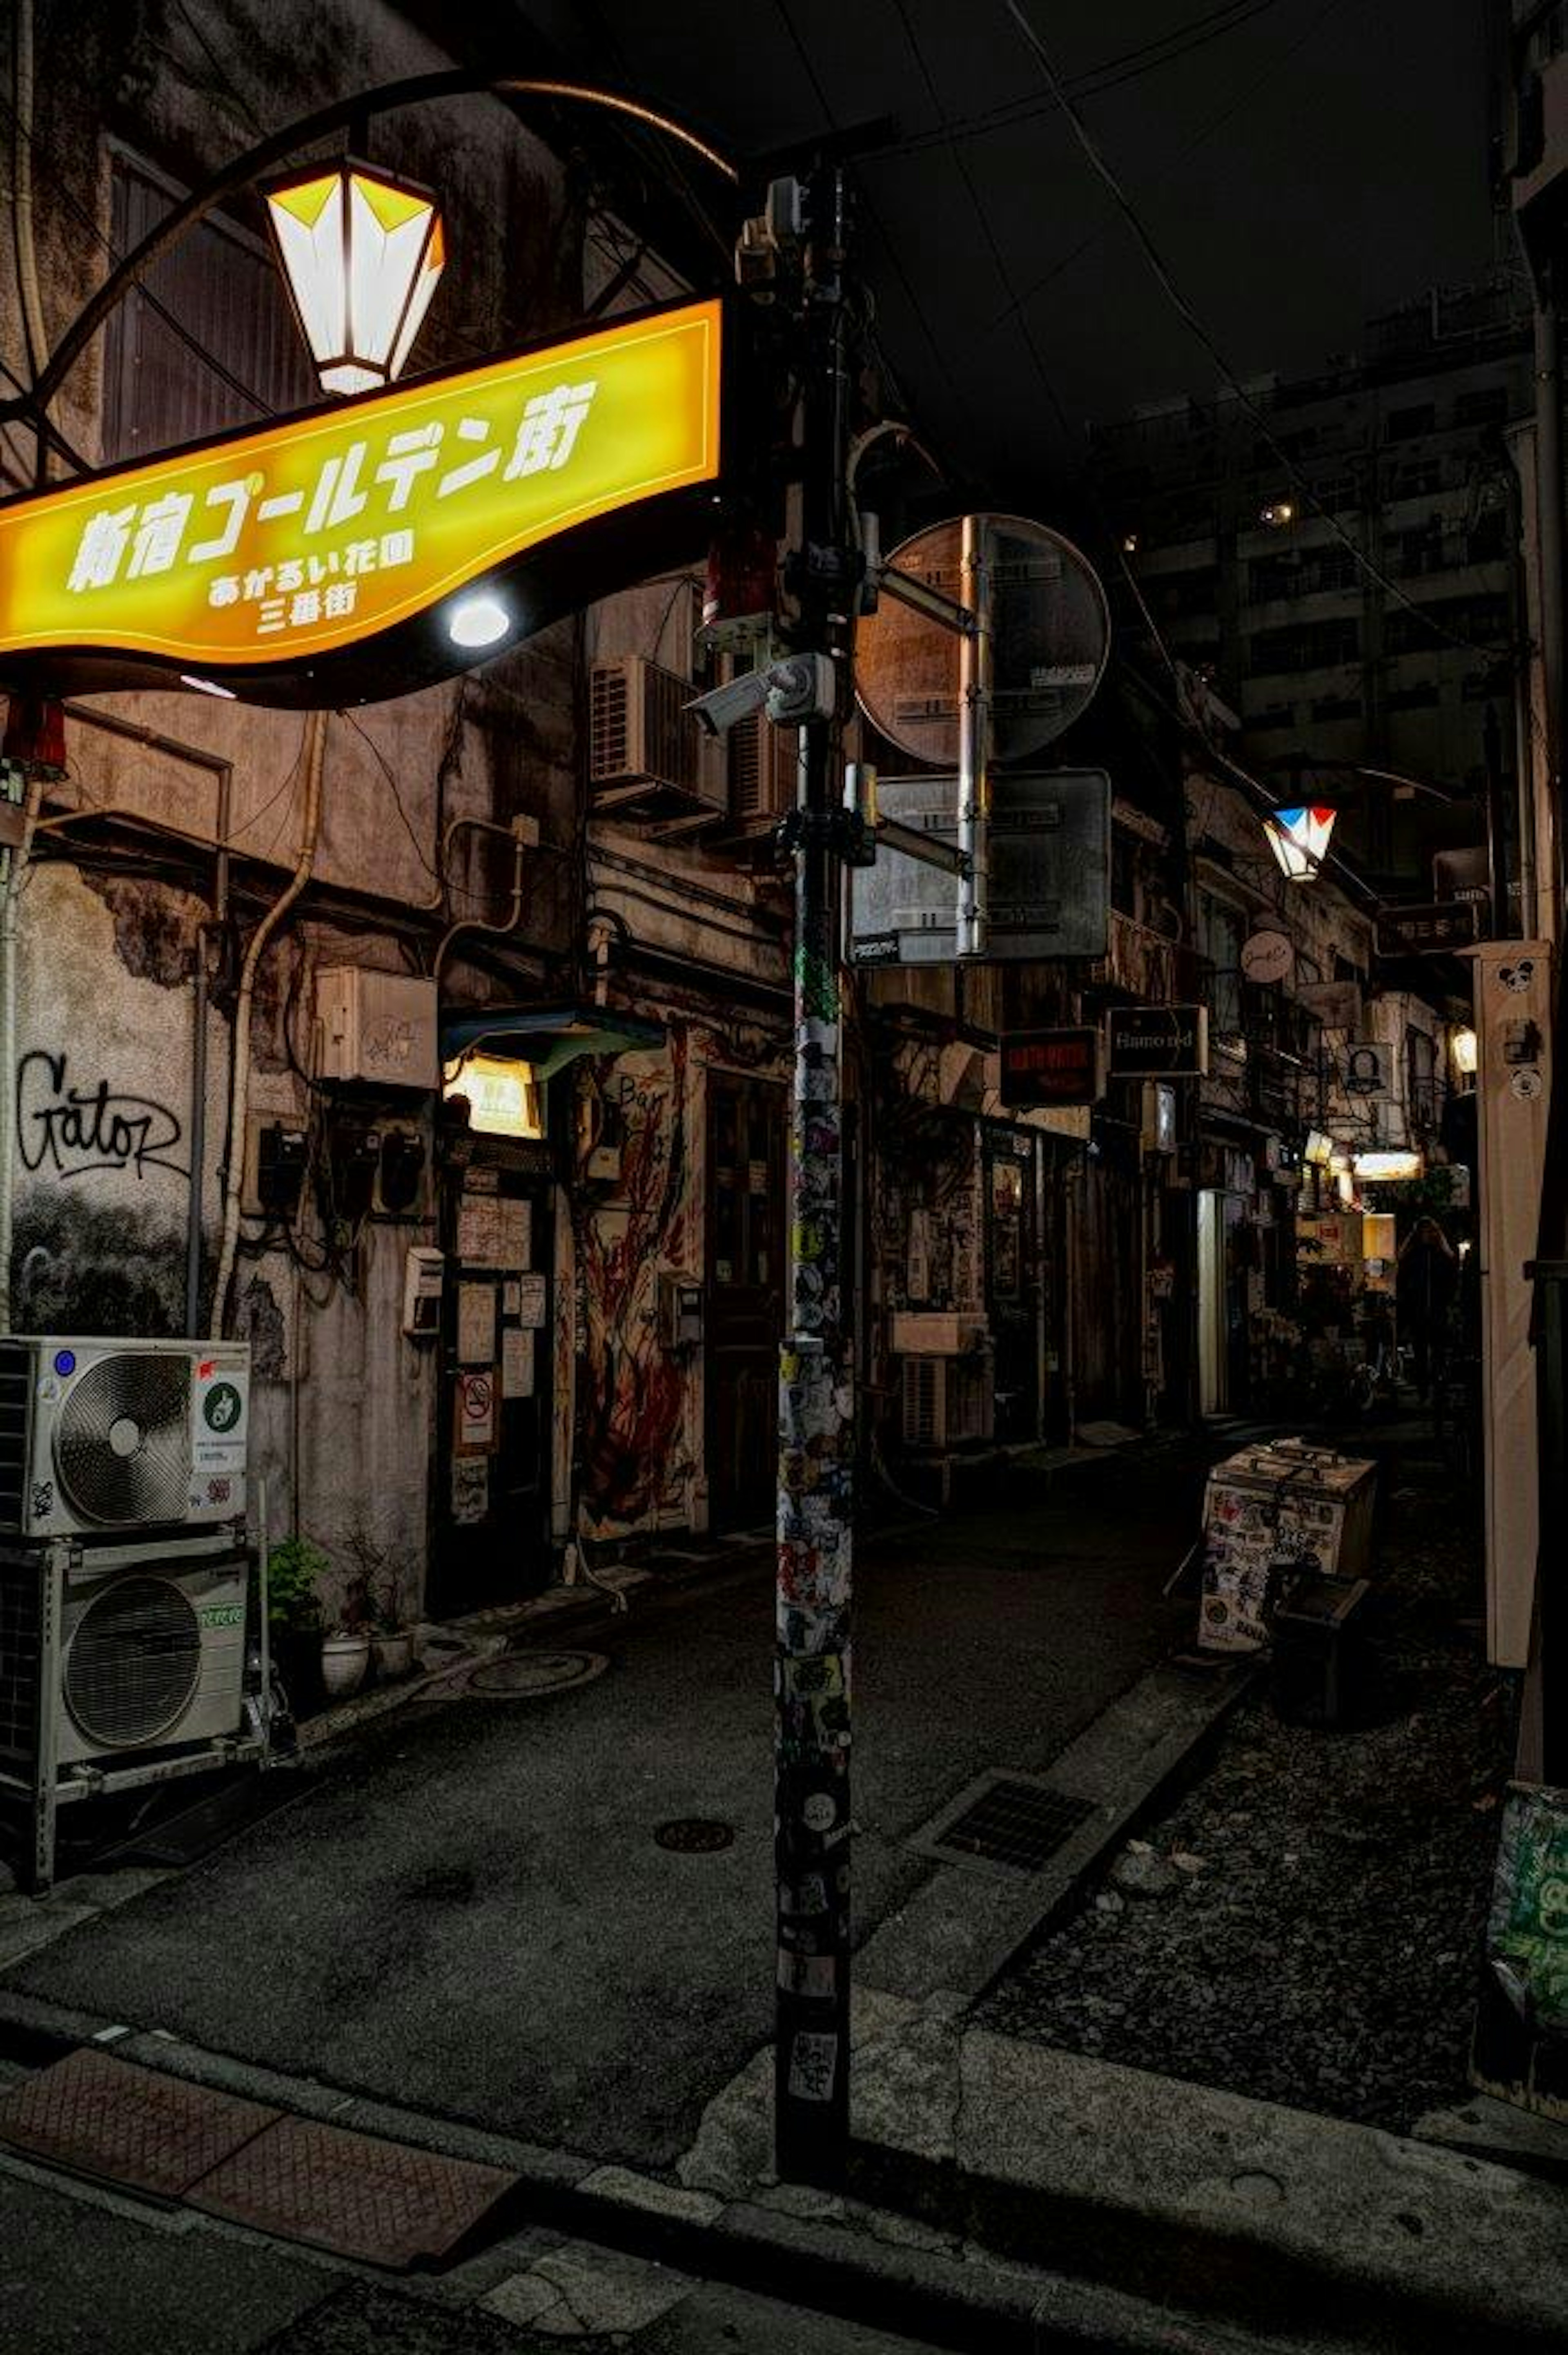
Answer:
1198;1438;1376;1653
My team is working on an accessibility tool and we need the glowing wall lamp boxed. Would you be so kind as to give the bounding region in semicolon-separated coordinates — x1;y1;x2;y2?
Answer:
1452;1026;1479;1076
264;159;445;397
1262;803;1336;881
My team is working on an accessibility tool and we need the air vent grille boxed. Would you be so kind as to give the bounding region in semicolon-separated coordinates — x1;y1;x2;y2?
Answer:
0;1340;30;1528
64;1575;201;1749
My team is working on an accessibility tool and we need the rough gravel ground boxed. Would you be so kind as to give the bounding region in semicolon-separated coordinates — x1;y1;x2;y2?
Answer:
976;1419;1516;2134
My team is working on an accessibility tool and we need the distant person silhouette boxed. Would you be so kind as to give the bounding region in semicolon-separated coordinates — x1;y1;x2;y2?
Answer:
1396;1215;1457;1399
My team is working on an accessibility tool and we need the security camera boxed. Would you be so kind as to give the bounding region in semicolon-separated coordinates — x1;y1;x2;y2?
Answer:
686;653;839;738
685;669;773;738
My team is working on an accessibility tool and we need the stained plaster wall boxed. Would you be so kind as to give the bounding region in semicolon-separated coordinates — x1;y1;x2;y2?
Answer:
2;3;586;1621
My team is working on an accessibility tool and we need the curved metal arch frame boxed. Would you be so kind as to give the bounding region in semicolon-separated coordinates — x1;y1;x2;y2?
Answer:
7;74;738;435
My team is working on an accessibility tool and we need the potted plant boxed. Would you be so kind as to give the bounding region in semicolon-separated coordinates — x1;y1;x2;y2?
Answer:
336;1523;418;1684
321;1572;374;1700
370;1580;416;1682
267;1535;329;1718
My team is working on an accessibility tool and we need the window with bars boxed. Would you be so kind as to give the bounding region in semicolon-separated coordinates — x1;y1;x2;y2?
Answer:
101;145;318;464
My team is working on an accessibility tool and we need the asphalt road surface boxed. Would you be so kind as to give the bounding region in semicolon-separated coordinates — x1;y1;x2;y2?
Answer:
3;1465;1194;2168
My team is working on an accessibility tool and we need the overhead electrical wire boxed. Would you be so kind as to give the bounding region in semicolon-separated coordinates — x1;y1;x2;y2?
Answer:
884;0;1294;159
974;0;1355;341
772;0;978;486
997;0;1513;665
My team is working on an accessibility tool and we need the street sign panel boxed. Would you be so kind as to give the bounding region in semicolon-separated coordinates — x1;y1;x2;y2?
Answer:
855;515;1110;765
1374;901;1481;957
848;769;1110;964
1105;1005;1209;1077
998;1028;1104;1108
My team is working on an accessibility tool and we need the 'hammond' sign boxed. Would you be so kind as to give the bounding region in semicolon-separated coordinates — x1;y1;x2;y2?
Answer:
0;297;722;706
1105;1005;1209;1078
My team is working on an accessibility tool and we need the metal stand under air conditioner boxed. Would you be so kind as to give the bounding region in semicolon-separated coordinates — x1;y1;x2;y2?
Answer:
0;1495;274;1895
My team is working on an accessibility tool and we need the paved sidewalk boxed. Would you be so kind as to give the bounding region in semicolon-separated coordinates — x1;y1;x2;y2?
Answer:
4;1435;1560;2349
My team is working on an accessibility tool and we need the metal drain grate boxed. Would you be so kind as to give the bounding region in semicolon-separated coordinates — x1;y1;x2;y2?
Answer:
187;2112;517;2268
654;1817;735;1853
915;1772;1098;1876
0;2051;279;2200
465;1650;608;1699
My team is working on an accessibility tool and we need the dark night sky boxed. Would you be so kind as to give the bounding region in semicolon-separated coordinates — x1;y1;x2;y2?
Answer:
525;0;1502;504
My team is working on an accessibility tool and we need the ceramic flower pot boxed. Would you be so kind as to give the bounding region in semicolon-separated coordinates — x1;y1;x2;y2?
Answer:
372;1631;415;1682
320;1632;372;1699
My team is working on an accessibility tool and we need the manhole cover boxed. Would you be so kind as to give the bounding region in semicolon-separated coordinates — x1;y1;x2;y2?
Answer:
914;1772;1098;1876
466;1650;609;1699
654;1818;735;1853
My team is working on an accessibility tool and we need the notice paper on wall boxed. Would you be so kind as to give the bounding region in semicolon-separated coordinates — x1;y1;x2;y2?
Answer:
502;1327;535;1399
457;1282;497;1365
457;1194;531;1269
515;1271;548;1329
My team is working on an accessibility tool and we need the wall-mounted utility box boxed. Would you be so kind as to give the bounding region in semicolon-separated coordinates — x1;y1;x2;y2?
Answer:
315;968;439;1091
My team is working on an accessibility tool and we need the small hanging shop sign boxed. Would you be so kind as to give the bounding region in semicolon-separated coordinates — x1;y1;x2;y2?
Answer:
997;1027;1103;1107
0;297;722;706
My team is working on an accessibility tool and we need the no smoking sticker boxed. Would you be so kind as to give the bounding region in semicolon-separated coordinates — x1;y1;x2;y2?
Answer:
454;1366;498;1453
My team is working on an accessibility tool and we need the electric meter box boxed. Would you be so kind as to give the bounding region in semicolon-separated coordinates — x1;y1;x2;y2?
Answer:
403;1247;445;1337
659;1272;704;1350
315;968;440;1091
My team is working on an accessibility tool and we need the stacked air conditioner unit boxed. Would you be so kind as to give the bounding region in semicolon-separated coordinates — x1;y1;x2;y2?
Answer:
0;1337;269;1891
892;1314;995;1451
588;655;728;817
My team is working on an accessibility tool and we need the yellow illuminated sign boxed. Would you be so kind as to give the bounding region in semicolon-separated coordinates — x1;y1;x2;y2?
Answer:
0;299;720;677
445;1055;543;1139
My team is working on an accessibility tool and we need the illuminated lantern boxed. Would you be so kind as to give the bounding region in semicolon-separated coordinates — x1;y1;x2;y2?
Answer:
265;160;445;398
1262;803;1336;881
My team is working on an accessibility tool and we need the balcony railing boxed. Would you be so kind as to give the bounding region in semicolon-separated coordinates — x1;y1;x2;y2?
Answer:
1089;910;1204;1004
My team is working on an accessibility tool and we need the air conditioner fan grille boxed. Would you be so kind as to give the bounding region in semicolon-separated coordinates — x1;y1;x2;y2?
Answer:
65;1576;202;1749
56;1356;190;1524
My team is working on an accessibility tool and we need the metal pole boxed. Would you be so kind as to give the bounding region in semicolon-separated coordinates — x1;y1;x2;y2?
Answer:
957;517;993;959
775;164;855;2185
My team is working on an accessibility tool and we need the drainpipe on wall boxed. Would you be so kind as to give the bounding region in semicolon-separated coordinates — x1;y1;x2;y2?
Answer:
0;762;44;1334
209;708;328;1340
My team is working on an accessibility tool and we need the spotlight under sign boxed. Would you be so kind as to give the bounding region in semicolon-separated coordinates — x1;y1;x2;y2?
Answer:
0;297;723;707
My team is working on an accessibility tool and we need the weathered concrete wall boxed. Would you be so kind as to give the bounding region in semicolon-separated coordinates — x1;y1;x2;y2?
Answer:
1;3;585;1616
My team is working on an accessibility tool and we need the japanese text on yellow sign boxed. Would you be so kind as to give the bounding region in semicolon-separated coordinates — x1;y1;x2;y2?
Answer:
0;300;721;671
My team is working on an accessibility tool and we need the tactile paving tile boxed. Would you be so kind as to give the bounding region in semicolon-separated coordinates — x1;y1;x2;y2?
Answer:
0;2048;279;2199
186;2113;519;2268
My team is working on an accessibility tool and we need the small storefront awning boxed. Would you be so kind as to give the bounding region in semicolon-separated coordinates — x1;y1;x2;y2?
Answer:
441;1004;665;1082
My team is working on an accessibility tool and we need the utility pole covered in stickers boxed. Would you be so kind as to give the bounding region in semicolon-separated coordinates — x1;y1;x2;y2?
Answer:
773;163;856;2183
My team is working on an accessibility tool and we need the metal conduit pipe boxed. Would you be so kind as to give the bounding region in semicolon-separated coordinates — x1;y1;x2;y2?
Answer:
12;0;50;395
209;709;328;1340
0;763;45;1333
432;822;525;981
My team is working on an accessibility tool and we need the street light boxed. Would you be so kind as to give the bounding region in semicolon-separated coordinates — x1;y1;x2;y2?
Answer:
1262;802;1336;881
263;158;445;397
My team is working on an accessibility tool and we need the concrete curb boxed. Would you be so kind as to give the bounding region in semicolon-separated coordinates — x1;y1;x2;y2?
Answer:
0;1989;1358;2354
1;1984;1558;2354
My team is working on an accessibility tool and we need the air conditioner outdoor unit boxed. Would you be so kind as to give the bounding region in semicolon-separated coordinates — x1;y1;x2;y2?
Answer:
727;705;800;823
0;1339;250;1540
47;1534;252;1766
588;656;728;812
901;1355;994;1450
